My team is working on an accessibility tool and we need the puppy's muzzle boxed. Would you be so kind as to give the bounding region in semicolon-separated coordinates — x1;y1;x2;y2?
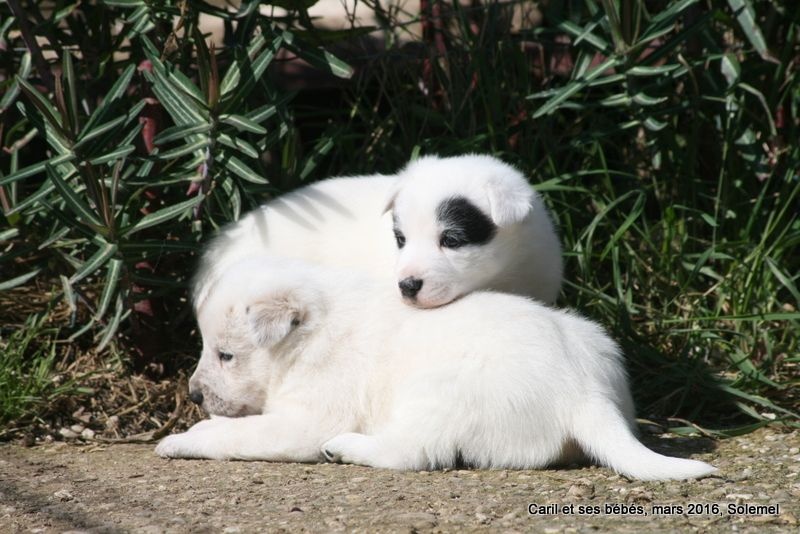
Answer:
399;277;423;298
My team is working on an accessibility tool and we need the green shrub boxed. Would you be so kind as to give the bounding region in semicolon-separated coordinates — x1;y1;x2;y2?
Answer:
1;0;353;352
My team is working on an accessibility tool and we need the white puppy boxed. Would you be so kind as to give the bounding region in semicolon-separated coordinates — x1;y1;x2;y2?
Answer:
192;154;562;309
157;258;716;481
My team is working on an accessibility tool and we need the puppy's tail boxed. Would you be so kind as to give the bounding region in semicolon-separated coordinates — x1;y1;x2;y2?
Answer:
571;401;717;481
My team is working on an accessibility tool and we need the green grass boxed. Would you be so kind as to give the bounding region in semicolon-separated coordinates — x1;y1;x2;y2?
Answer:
0;0;798;433
0;315;91;429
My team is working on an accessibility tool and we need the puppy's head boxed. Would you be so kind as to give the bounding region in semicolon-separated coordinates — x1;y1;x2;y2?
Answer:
385;155;534;308
189;259;321;416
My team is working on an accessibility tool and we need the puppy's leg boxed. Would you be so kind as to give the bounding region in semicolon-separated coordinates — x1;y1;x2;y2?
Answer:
321;430;430;470
156;411;327;462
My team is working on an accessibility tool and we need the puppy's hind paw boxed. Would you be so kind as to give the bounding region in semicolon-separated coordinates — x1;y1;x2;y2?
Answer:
321;433;381;467
322;447;341;463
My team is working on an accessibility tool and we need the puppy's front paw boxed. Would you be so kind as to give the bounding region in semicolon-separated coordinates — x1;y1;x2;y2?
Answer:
155;433;195;458
155;418;237;460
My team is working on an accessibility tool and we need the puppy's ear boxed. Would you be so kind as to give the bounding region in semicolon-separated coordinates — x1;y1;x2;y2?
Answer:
382;179;401;214
485;171;535;227
246;293;304;348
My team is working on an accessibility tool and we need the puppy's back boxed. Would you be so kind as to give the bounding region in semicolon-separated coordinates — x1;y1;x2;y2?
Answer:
193;175;396;308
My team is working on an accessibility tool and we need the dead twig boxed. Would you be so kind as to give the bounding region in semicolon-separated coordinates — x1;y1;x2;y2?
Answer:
95;390;184;443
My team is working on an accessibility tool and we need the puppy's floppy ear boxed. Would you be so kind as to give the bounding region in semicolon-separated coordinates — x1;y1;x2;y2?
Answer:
484;169;535;227
246;293;304;348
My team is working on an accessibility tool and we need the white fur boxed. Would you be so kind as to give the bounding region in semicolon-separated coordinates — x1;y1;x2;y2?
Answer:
192;154;563;309
157;258;716;481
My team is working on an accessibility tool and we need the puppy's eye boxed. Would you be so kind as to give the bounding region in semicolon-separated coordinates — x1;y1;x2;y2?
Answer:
440;231;465;249
219;351;234;362
291;317;301;327
393;229;406;249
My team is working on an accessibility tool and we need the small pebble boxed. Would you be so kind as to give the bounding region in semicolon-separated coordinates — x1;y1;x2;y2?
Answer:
59;428;79;439
53;489;74;502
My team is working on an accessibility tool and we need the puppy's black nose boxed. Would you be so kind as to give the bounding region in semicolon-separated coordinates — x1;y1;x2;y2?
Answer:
188;390;204;405
399;277;423;298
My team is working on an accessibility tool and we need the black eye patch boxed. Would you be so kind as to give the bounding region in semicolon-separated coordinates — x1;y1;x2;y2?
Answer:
436;196;497;248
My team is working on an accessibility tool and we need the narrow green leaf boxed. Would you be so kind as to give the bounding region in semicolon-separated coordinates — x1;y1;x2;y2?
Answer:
46;166;103;227
122;195;204;236
718;384;799;418
221;33;284;108
282;31;353;79
219;33;267;97
558;19;611;53
82;64;137;135
600;192;645;259
600;94;631;107
662;312;800;323
120;241;199;254
765;257;800;307
60;274;77;313
244;95;294;124
220;114;267;134
6;179;56;216
153;123;211;145
16;76;69;139
36;227;71;250
643;116;668;131
140;37;207;124
632;93;668;106
73;114;129;150
70;242;118;285
0;228;20;241
96;258;123;320
146;70;207;125
721;53;740;87
627;65;679;76
299;135;335;180
0;269;41;291
222;153;269;184
62;51;79;133
530;56;621;117
726;0;772;61
218;133;259;159
0;52;31;113
167;65;208;107
640;0;698;41
640;7;712;66
89;145;136;165
155;138;209;160
101;0;145;6
97;295;129;351
739;82;777;136
0;153;75;186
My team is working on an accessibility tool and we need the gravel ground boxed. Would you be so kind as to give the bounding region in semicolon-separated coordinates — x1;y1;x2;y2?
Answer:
1;427;798;533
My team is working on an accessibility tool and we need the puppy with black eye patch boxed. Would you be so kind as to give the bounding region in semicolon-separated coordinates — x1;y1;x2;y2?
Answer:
387;155;562;307
193;154;562;311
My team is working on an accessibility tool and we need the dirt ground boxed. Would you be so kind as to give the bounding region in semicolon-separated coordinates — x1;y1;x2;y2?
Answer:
1;427;798;533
